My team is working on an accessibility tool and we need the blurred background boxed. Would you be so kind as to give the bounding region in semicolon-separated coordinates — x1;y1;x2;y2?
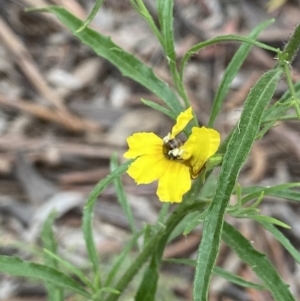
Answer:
0;0;300;300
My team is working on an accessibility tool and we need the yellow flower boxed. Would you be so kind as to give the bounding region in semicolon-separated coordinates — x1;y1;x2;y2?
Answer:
124;108;220;203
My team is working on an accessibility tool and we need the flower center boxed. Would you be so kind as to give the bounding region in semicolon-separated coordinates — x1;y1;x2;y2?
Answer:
162;137;184;160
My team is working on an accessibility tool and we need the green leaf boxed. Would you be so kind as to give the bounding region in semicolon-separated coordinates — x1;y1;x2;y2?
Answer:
0;256;91;298
106;224;166;301
250;215;290;229
41;211;64;301
180;32;279;82
34;6;183;115
213;266;265;291
76;0;105;33
280;24;300;63
157;0;175;62
157;203;170;224
135;202;207;301
258;221;300;264
222;222;296;301
157;0;179;88
182;211;205;236
82;160;133;289
271;189;300;201
110;153;136;234
141;99;176;119
43;249;94;291
193;68;282;301
41;211;59;269
105;230;143;287
240;183;300;204
164;258;265;290
208;19;275;127
260;81;300;136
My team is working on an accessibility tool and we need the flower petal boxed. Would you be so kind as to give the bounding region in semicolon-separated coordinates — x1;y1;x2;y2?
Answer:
157;161;191;203
127;153;167;184
170;107;193;138
182;127;220;177
124;132;163;159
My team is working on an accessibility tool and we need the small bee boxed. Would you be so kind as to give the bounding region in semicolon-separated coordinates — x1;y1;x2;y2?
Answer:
163;137;183;160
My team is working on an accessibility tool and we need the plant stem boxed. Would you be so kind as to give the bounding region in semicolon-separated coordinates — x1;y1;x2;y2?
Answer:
283;62;300;118
134;0;164;46
105;201;208;301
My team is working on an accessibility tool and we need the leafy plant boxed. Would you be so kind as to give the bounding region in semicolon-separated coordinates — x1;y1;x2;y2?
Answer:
1;1;300;301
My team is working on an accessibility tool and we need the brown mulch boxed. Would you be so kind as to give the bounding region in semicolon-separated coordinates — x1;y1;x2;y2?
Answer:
1;0;300;300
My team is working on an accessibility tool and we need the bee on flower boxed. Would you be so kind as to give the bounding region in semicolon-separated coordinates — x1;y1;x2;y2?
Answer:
124;108;220;203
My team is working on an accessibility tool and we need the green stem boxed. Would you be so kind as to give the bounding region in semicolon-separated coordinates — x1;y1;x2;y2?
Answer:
133;0;164;46
283;62;300;118
105;201;208;301
172;71;198;126
76;0;105;32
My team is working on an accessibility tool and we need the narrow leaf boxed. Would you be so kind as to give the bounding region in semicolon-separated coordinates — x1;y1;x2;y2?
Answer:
222;222;295;301
208;19;275;127
141;99;176;119
180;32;279;81
165;258;265;290
193;68;282;301
43;249;94;291
82;160;132;288
41;211;59;268
251;215;290;229
260;81;300;136
271;189;300;201
105;230;143;287
106;224;166;301
135;202;207;301
261;82;300;122
110;153;136;234
76;0;105;32
34;6;183;115
240;183;300;204
0;256;91;298
258;221;300;264
157;0;178;82
41;211;63;300
157;0;175;61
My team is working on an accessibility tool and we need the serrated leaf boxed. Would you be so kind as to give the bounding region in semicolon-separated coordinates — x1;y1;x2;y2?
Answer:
222;222;295;301
193;68;282;301
0;256;91;298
